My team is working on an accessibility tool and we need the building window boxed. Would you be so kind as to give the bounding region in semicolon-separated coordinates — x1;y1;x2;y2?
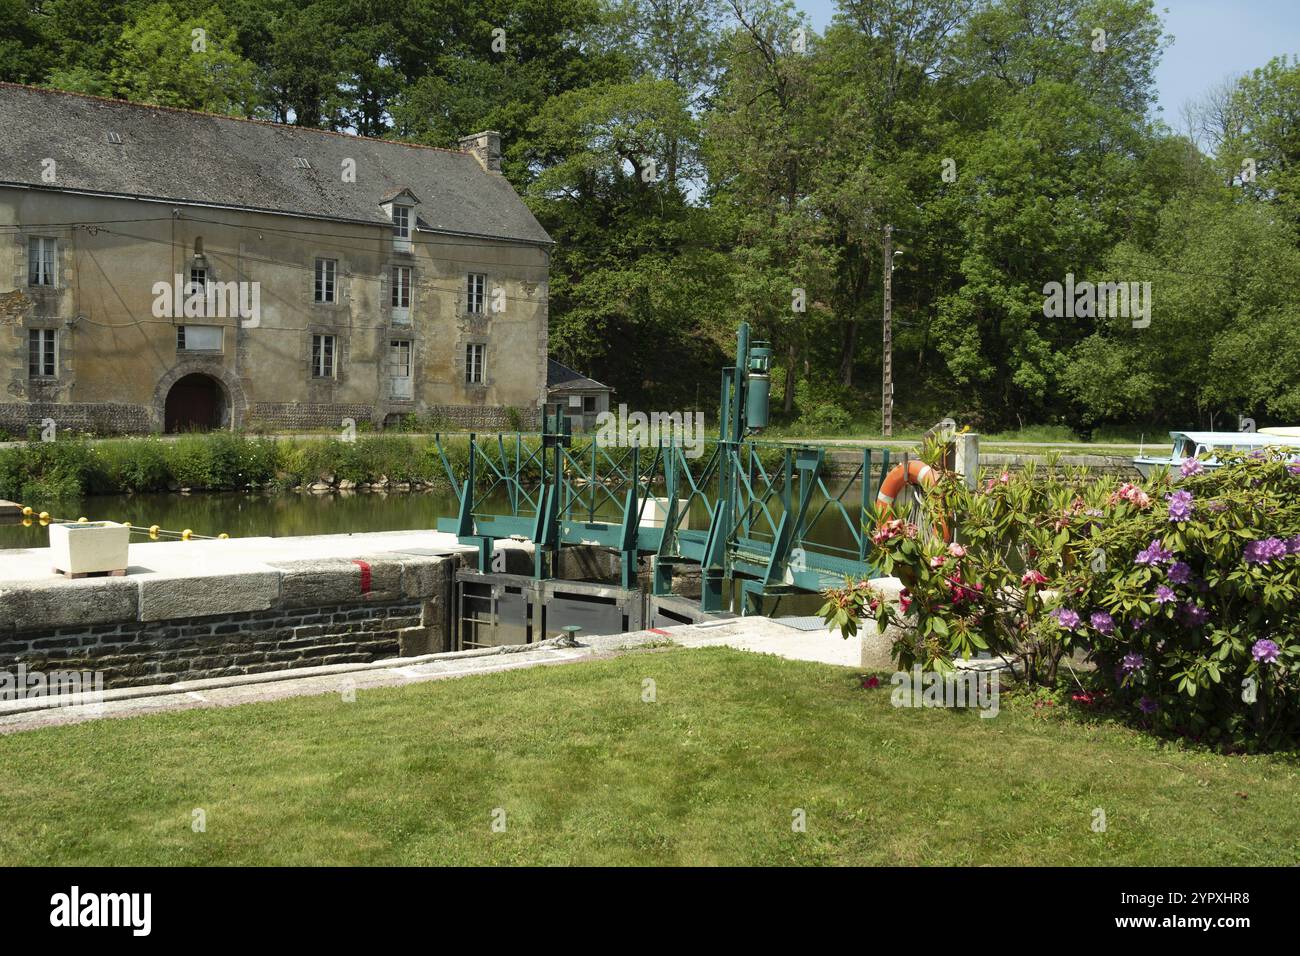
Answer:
391;206;412;253
28;237;56;287
583;395;597;413
466;273;486;314
312;334;337;378
186;266;209;315
390;339;412;377
465;343;485;384
314;258;337;303
391;266;411;323
177;325;223;352
28;329;56;377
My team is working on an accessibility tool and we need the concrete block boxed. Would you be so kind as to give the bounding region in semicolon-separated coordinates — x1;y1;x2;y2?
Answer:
139;571;279;622
0;578;139;633
858;576;908;671
395;553;455;601
397;626;435;656
346;555;403;602
275;561;367;608
273;555;402;607
860;621;902;671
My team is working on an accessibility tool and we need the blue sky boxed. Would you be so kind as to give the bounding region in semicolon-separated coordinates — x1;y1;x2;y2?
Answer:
791;0;1300;120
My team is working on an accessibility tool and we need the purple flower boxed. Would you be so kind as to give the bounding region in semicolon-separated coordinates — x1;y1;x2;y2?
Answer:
1244;537;1288;565
1288;462;1300;476
1135;539;1173;566
1167;561;1192;585
1051;607;1082;630
1180;458;1204;477
1121;652;1145;674
1252;639;1280;664
1138;696;1157;714
1178;602;1209;628
1166;490;1194;522
1286;535;1300;555
1154;585;1176;605
1090;611;1115;635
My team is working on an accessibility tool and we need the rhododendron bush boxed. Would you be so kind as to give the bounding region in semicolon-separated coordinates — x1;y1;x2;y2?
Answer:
822;451;1300;748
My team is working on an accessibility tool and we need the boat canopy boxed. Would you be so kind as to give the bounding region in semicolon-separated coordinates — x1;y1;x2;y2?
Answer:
1168;431;1278;447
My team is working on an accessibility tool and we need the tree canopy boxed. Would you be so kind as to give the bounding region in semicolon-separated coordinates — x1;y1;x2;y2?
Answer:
6;0;1298;431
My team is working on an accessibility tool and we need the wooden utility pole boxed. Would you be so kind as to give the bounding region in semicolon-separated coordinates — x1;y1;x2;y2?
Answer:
882;224;894;437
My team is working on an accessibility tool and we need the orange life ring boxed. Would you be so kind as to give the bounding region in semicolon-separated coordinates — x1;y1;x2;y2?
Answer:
875;459;951;542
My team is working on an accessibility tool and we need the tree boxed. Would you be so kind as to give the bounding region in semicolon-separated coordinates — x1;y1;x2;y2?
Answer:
108;3;264;114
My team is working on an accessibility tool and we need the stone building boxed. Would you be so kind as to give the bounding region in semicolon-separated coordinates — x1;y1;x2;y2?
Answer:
0;83;551;434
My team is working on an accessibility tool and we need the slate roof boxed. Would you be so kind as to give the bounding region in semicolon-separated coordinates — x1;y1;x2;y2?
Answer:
547;359;612;393
0;83;552;246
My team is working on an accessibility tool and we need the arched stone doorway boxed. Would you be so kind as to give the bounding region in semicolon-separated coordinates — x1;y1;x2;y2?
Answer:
164;373;226;433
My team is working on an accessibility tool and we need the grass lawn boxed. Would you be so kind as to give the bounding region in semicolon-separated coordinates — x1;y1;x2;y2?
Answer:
1;646;1296;866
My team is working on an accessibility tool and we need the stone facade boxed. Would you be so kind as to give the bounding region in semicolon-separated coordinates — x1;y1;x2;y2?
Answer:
0;88;551;435
0;601;428;688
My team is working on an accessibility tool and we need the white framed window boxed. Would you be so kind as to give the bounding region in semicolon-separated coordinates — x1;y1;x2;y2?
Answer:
185;266;209;316
390;339;413;399
314;258;337;303
465;343;485;384
390;339;412;377
28;329;56;377
467;273;486;314
391;205;412;253
312;334;337;378
28;237;56;287
391;265;411;323
177;325;223;352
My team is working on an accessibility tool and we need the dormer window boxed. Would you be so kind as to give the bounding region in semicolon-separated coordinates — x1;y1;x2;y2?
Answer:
380;189;420;254
106;131;123;145
293;157;312;170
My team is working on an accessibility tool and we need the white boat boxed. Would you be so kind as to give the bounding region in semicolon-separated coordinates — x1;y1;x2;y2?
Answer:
1259;426;1300;439
1132;430;1295;478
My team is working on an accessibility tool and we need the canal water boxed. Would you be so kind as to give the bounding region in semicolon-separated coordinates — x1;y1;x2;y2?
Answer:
3;484;871;554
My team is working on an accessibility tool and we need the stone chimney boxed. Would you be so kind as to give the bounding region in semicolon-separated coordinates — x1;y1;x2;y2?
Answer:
459;131;502;173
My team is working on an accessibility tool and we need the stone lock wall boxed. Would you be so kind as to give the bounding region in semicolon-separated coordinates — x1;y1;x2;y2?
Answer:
0;550;461;688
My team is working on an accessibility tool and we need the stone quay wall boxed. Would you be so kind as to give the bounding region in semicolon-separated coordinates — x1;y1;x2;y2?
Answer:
0;550;464;689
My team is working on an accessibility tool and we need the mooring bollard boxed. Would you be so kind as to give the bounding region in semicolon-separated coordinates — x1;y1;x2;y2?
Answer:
559;625;583;647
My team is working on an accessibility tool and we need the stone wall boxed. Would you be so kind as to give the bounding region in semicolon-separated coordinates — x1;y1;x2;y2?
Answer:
0;401;153;435
249;402;382;431
0;400;541;435
823;450;1141;481
0;550;460;689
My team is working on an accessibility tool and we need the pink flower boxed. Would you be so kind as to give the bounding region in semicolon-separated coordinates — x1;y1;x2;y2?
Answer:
930;555;946;569
946;542;967;558
1021;570;1049;587
898;589;912;614
1109;482;1152;509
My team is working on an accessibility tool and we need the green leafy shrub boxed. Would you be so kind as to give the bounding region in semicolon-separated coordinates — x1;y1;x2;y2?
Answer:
1070;452;1300;750
0;437;99;501
823;451;1300;750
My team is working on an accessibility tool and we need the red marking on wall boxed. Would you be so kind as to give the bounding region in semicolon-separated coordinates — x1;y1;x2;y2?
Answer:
352;559;372;594
649;627;671;636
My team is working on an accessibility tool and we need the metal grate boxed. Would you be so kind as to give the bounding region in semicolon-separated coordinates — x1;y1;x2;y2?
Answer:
773;616;829;632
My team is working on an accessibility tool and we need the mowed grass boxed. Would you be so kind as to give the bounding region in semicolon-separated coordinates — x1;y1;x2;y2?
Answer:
0;646;1296;865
